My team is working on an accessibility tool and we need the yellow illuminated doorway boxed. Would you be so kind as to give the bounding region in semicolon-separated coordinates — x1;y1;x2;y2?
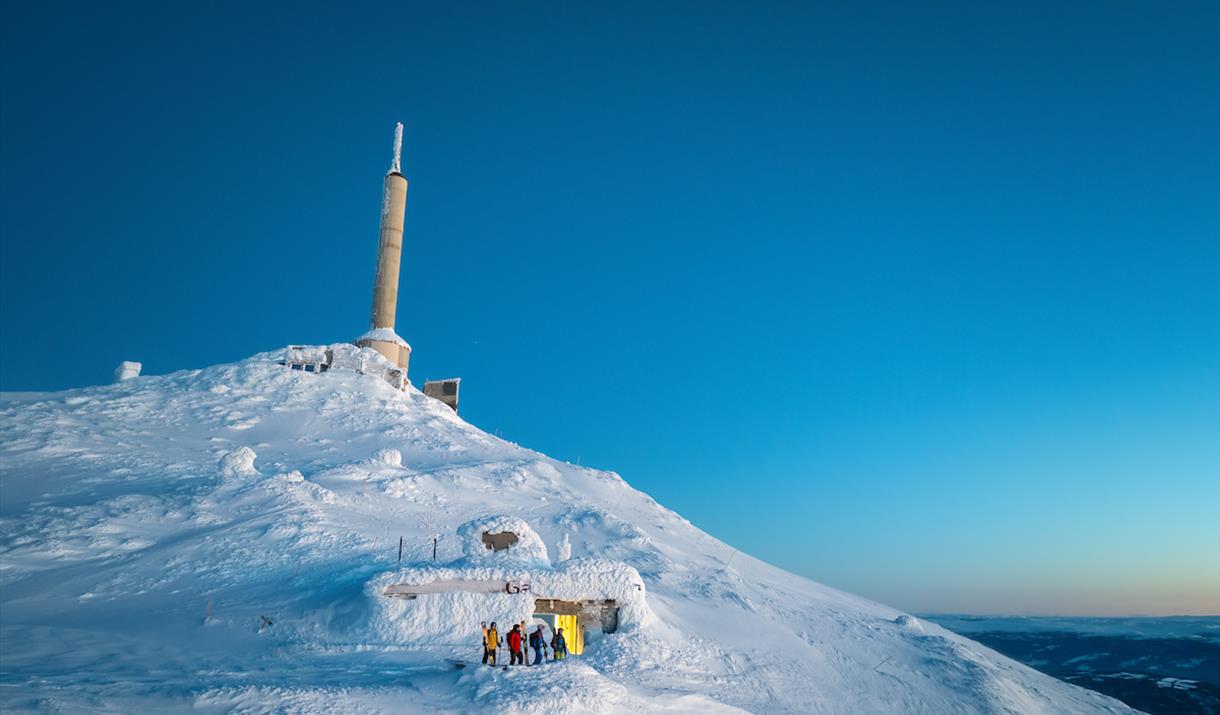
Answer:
553;613;584;655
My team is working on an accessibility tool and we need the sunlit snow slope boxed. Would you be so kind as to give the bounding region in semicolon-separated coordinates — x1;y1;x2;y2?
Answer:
0;347;1138;714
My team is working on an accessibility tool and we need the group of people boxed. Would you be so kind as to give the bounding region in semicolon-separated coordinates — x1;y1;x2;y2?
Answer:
481;621;568;667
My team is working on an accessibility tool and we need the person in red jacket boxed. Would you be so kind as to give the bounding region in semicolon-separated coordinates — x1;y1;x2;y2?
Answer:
507;624;524;665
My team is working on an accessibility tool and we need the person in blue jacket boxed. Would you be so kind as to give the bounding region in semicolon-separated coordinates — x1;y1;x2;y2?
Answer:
529;625;547;665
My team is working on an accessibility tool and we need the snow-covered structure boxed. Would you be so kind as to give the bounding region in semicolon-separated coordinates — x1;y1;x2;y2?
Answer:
375;516;644;656
346;125;463;407
113;360;141;381
281;343;412;390
355;122;412;374
0;347;1139;713
457;515;550;565
280;345;333;373
423;377;460;412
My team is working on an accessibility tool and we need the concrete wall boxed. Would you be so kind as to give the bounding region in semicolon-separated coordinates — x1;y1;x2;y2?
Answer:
423;379;460;411
369;171;409;332
360;338;410;373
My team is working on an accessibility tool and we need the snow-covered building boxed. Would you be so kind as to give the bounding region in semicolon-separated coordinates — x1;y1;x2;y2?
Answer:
377;516;644;658
280;345;333;374
423;378;460;412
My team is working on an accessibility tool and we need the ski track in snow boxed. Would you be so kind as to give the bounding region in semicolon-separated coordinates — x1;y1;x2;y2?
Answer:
0;346;1141;714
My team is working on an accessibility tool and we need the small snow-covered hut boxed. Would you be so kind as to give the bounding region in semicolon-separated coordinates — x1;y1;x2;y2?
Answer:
423;378;460;412
371;516;649;657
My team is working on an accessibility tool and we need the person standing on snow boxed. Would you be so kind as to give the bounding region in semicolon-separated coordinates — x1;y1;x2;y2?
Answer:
551;628;568;660
529;625;547;665
508;624;525;665
482;622;500;666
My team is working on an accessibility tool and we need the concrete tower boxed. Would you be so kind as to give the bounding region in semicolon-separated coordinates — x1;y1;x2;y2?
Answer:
356;123;412;373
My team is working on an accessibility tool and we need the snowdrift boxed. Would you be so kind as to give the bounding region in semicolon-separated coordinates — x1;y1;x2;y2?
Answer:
0;346;1138;714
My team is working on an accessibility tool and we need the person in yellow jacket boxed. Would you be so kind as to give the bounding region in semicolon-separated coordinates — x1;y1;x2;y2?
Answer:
481;621;500;666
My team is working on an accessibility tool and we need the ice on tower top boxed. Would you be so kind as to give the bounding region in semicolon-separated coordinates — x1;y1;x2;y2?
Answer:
390;122;403;175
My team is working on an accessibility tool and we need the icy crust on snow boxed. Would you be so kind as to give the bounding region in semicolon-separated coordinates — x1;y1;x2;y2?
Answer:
0;346;1138;714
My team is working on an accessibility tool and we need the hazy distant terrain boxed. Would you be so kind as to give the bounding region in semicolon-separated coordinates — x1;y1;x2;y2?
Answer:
925;616;1220;714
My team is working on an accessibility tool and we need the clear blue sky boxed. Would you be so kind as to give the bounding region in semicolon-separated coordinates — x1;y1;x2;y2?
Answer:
2;1;1217;616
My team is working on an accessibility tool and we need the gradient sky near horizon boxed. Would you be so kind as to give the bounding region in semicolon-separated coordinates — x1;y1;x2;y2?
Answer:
2;1;1217;616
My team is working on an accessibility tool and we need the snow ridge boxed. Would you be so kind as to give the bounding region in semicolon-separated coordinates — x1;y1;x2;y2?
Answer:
0;346;1138;714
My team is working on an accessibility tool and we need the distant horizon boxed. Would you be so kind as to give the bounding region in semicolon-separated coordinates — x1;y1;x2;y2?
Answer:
920;613;1220;619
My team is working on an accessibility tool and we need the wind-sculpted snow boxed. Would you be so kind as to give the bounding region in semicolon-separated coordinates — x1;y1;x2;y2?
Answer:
0;346;1139;714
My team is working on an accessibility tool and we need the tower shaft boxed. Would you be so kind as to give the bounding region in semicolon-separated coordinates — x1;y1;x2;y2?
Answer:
356;123;412;374
370;171;408;331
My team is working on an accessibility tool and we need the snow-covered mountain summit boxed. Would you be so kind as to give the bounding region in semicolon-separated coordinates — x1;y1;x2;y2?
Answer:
0;346;1137;714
